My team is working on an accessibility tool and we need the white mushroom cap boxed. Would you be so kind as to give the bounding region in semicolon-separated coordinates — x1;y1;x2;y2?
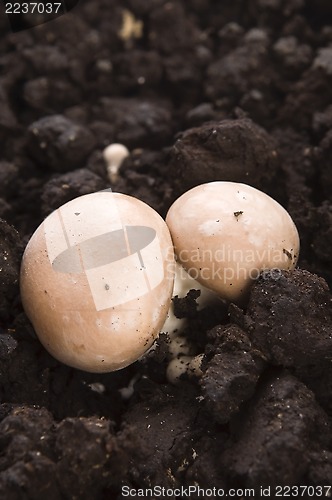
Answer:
166;181;300;304
20;191;175;373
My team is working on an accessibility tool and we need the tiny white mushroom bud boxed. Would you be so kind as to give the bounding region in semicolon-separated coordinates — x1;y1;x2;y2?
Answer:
102;143;129;183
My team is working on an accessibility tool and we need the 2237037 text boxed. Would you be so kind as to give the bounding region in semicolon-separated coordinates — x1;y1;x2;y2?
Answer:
5;2;62;14
274;485;331;496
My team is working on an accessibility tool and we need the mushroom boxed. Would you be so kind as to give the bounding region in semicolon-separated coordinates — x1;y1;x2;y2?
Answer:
102;143;129;183
20;190;175;372
166;181;300;304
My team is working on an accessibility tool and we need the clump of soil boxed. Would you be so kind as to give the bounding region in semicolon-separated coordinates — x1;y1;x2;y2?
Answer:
0;0;332;498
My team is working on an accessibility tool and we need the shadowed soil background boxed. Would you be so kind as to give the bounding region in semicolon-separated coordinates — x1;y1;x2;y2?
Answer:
0;0;332;498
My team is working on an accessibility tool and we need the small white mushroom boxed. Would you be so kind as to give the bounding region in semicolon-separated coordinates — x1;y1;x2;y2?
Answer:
102;143;129;183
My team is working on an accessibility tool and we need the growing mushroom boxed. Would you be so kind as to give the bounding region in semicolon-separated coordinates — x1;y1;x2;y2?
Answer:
166;181;300;304
102;143;129;183
20;190;175;372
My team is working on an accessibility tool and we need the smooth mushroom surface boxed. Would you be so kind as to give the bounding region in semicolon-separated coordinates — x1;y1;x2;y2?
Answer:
20;191;175;372
166;181;300;303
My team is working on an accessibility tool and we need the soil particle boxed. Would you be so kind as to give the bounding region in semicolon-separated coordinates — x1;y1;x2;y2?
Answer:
0;219;21;323
205;28;272;105
92;97;174;149
245;269;332;368
0;406;59;500
0;83;17;133
273;36;313;77
112;50;163;93
315;129;332;201
26;115;96;172
23;77;81;114
201;324;266;424
123;381;203;488
41;168;106;216
0;405;135;500
114;148;173;216
0;162;19;198
55;417;121;499
168;118;280;199
220;372;331;488
312;104;332;138
312;201;332;265
278;50;332;129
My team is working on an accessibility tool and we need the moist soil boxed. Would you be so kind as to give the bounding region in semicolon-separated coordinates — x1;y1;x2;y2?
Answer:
1;0;332;498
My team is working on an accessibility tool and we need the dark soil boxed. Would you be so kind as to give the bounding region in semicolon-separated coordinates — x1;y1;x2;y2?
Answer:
1;0;332;498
